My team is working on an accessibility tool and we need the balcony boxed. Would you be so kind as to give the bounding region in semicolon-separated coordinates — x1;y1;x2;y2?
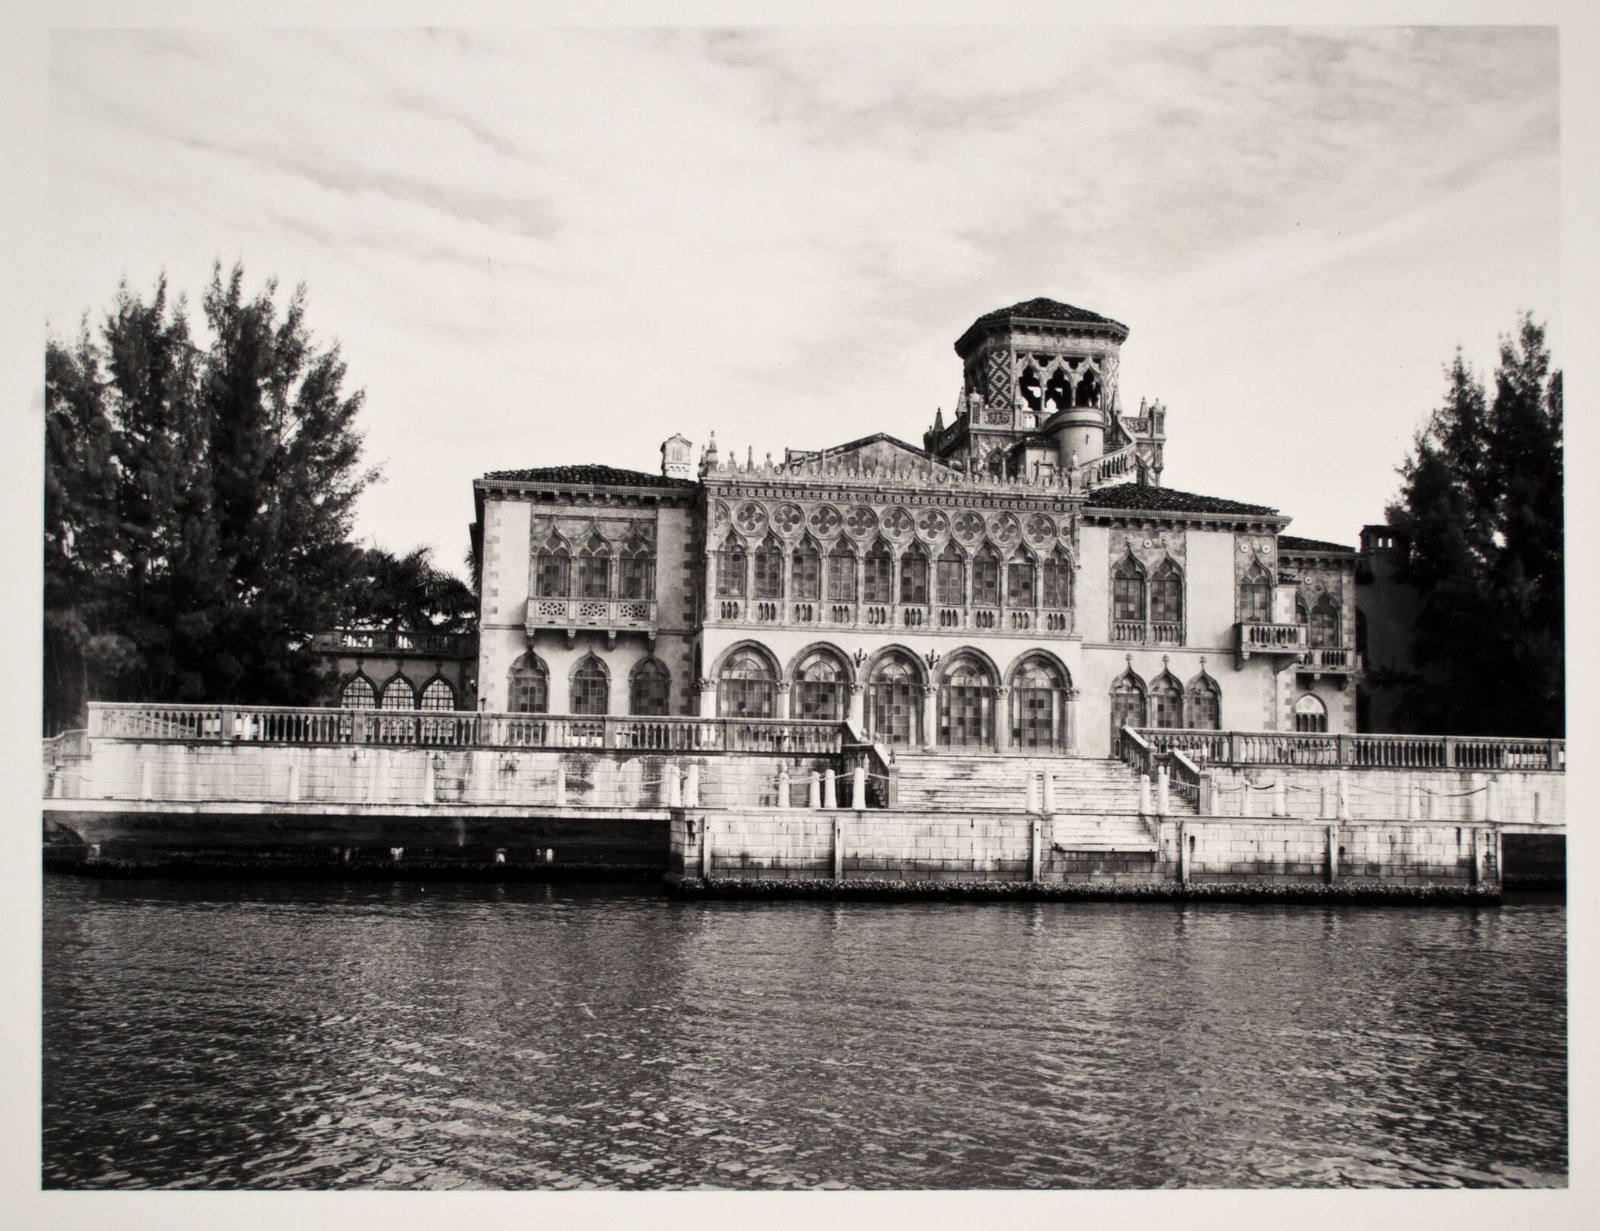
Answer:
1112;619;1184;646
709;597;1075;638
1234;621;1307;668
312;628;476;658
1295;645;1363;683
526;597;657;644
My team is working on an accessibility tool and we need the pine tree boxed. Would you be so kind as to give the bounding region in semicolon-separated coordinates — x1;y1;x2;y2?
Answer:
42;265;399;730
1385;315;1564;736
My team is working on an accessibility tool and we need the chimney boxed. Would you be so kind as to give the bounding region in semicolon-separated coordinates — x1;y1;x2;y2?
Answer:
660;433;692;481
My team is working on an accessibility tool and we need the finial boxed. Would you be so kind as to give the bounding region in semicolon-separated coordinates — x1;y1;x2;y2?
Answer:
1125;653;1133;668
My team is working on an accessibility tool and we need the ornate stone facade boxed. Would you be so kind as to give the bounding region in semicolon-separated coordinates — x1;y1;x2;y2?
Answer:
470;298;1360;756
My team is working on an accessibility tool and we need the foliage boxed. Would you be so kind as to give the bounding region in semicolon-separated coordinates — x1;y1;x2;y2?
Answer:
44;265;473;733
1384;315;1563;736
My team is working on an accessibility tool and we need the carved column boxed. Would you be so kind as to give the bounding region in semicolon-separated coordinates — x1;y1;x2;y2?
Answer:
1065;688;1081;755
696;676;717;719
995;686;1012;751
702;544;717;621
848;682;866;732
775;681;791;721
920;684;937;751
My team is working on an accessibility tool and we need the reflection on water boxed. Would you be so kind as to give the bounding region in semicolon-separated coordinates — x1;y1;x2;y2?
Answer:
42;876;1566;1189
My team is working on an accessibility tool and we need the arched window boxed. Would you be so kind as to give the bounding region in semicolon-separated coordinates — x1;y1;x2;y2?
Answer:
1075;366;1101;408
619;533;654;601
1148;672;1184;729
629;657;671;716
717;648;776;718
535;534;570;598
899;541;929;605
1296;593;1309;626
1309;594;1340;648
570;654;610;715
716;536;747;598
827;539;857;603
1018;364;1043;413
380;677;416;710
973;543;1002;607
1150;559;1183;633
340;674;376;709
577;534;611;600
1043;366;1073;413
420;678;455;711
793;649;846;721
1110;670;1147;743
1239;562;1272;624
1294;692;1328;734
1186;674;1221;730
753;533;784;601
868;652;921;745
1006;549;1036;608
936;541;966;607
938;655;995;749
507;654;548;713
791;537;822;601
1010;655;1070;751
863;538;894;605
1112;555;1145;624
1042;547;1072;609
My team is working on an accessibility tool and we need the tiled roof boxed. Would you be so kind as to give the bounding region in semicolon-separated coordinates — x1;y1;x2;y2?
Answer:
1084;483;1278;517
481;463;697;489
971;297;1126;330
1278;534;1355;554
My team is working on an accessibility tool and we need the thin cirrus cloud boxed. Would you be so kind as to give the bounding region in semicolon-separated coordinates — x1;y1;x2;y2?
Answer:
48;24;1558;560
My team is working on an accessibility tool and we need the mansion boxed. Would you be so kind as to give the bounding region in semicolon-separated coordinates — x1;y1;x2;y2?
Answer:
459;298;1360;759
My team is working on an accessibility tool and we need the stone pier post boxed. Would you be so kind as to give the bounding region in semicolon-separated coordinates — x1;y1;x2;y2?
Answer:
423;757;435;804
287;763;300;803
555;762;567;807
823;768;837;810
1157;766;1170;816
848;684;865;733
920;687;937;752
852;765;866;810
776;767;790;809
1326;824;1339;884
775;682;791;721
1139;774;1152;815
1026;772;1041;814
1042;771;1056;814
1336;771;1350;821
1179;819;1191;885
700;818;712;880
1273;780;1287;818
832;816;844;880
1028;816;1040;882
809;771;821;808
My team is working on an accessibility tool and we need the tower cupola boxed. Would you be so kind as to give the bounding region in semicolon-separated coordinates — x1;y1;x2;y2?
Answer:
953;297;1129;466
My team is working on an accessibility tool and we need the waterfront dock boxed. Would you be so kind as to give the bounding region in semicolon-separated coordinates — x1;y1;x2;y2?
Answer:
43;704;1564;895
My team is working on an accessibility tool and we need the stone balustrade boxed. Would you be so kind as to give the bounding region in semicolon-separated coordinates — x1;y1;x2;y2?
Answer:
87;704;845;755
1134;727;1565;772
311;629;476;656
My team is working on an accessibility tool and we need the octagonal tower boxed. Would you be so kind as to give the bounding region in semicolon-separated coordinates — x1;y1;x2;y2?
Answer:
952;297;1130;467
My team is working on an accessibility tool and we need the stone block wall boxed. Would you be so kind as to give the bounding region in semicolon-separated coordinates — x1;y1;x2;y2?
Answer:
1169;817;1497;886
1203;765;1564;826
82;740;836;811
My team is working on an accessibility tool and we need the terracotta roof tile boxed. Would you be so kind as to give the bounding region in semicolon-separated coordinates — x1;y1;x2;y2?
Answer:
1278;534;1355;554
1085;483;1277;517
481;463;697;490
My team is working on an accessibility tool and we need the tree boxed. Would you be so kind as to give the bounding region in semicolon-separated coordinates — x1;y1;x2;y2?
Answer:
43;264;421;731
1384;314;1564;736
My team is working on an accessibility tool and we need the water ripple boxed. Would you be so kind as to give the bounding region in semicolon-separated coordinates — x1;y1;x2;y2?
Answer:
42;877;1566;1189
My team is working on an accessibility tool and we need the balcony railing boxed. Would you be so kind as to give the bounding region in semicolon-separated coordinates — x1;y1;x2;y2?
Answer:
713;597;1075;637
1135;727;1565;771
86;703;847;755
1236;621;1307;663
1296;646;1363;674
1112;619;1184;646
526;597;657;636
312;629;476;657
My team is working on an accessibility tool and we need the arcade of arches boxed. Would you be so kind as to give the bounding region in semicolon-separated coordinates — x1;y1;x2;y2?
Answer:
704;643;1086;753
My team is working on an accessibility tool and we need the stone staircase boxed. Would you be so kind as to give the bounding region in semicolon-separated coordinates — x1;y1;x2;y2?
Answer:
890;752;1194;852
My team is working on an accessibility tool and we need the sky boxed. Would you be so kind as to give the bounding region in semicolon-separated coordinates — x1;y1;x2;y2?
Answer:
44;22;1562;571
